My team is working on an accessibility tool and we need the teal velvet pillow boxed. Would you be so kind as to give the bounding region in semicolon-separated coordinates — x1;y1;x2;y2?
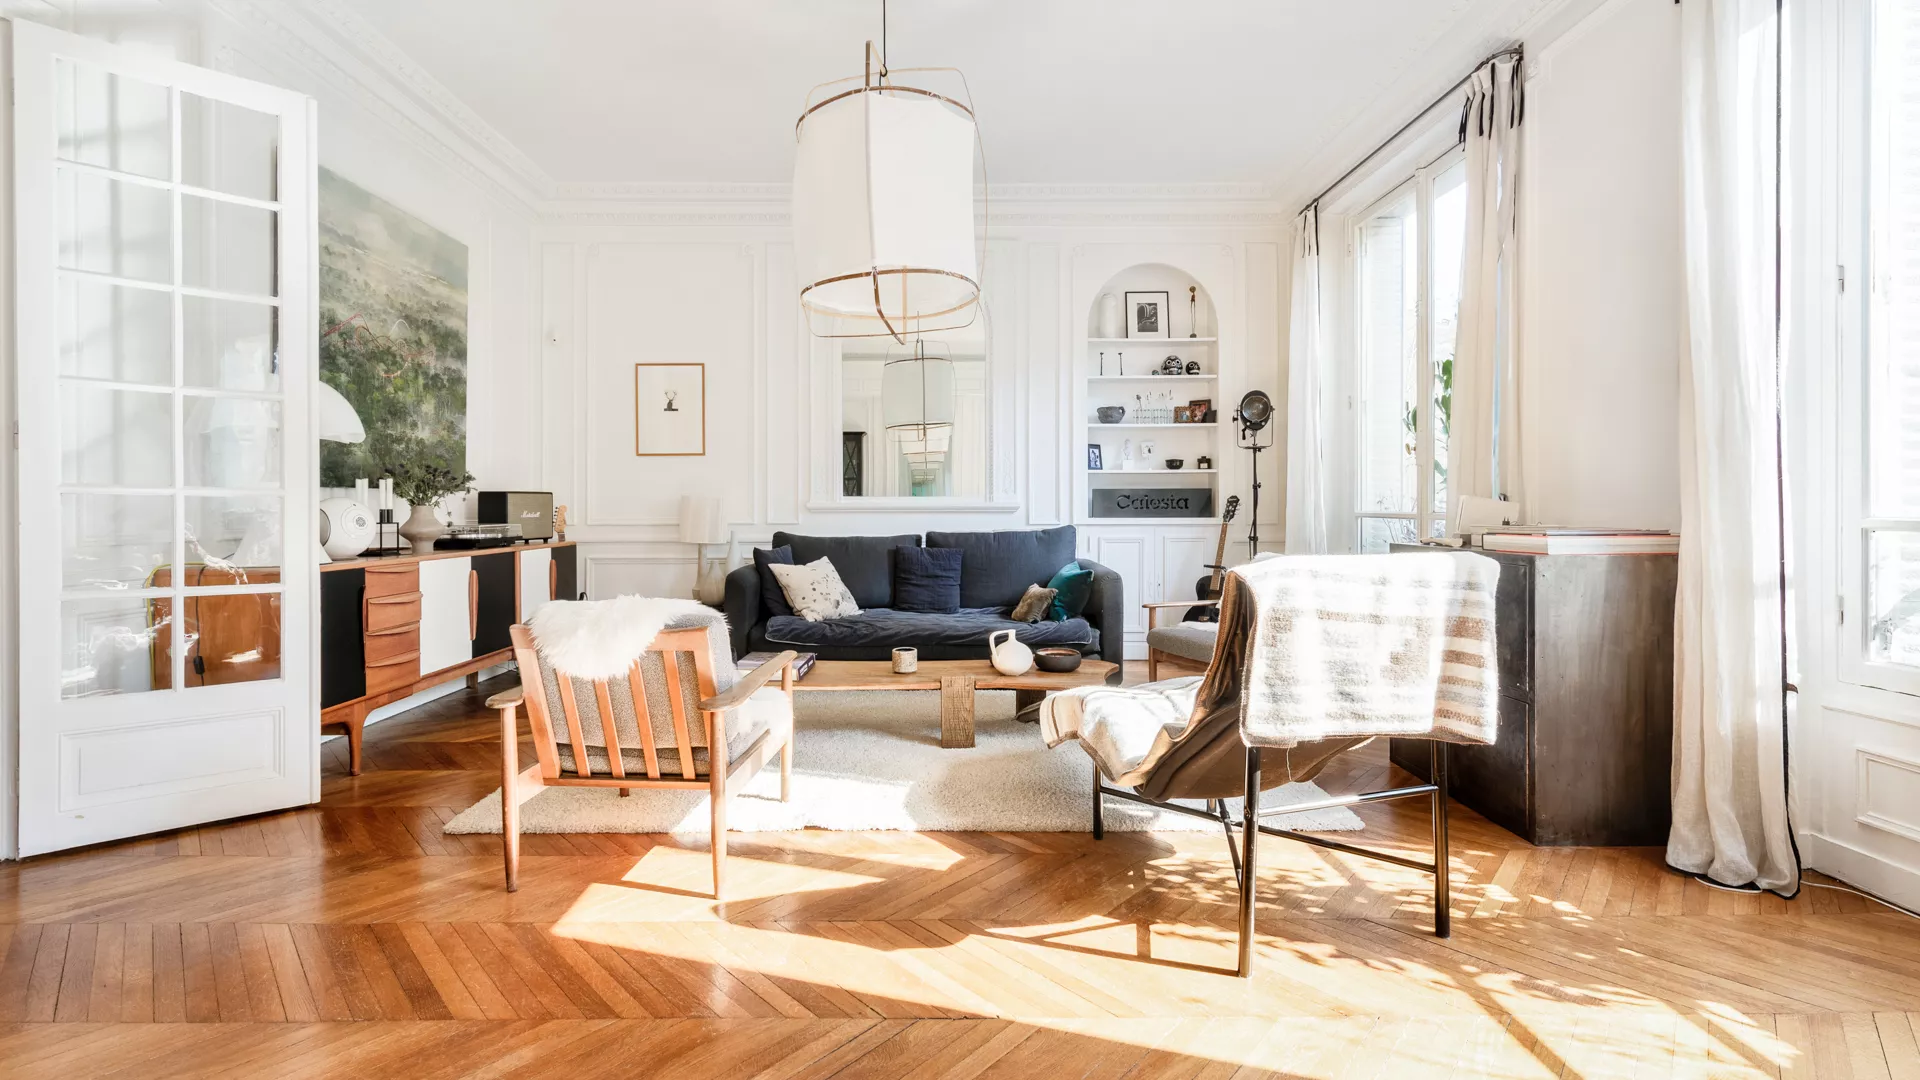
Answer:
1045;561;1094;621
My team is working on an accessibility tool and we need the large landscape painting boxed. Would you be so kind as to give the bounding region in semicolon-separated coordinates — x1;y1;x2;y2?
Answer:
318;167;468;486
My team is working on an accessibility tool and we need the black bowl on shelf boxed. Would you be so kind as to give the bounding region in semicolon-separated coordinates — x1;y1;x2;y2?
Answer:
1033;648;1083;673
1096;406;1125;424
1163;458;1184;470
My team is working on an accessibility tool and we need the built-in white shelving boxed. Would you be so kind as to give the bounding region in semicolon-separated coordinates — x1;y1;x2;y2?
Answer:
1087;422;1218;430
1087;337;1216;346
1086;374;1216;383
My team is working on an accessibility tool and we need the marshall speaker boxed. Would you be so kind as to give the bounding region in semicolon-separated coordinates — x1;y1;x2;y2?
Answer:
476;490;555;540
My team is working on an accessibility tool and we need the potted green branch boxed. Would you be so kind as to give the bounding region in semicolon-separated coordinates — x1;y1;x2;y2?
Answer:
383;451;476;554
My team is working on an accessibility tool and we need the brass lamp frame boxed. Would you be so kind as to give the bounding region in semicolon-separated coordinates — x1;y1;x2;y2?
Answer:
795;40;989;344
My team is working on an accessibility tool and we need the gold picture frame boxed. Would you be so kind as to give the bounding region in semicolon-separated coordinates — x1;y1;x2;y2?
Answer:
634;363;707;456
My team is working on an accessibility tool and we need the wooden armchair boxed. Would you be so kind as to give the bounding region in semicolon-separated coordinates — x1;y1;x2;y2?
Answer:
490;623;797;899
1141;598;1219;680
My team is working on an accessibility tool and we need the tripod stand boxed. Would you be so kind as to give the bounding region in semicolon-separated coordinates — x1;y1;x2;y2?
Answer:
1234;390;1275;561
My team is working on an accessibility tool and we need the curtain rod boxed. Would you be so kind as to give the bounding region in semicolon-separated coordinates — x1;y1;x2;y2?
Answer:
1300;44;1524;217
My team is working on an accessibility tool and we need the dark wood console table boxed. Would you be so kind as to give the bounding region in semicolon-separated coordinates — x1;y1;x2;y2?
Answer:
1388;545;1678;846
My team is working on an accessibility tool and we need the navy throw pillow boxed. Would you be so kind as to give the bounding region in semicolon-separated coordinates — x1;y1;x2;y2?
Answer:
1045;561;1095;621
893;545;964;613
753;545;795;618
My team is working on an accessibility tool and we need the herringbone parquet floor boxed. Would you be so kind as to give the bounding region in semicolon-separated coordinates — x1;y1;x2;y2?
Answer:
2;672;1917;1078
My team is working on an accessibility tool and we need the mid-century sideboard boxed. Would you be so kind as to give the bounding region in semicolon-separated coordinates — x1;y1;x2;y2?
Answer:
320;541;578;774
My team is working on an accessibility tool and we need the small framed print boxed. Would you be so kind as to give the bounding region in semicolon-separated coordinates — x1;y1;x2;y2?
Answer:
1124;290;1171;339
1188;397;1213;415
1173;405;1194;424
1087;443;1104;471
635;363;706;456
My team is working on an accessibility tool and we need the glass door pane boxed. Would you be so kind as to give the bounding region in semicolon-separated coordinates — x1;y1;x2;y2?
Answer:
1356;189;1420;523
1429;160;1468;523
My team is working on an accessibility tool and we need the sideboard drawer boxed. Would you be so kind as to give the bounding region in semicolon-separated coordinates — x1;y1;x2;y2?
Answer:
363;564;419;599
364;625;420;667
365;653;420;697
364;592;422;635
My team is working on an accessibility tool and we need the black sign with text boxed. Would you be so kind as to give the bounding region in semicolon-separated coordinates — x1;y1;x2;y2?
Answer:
1089;488;1215;519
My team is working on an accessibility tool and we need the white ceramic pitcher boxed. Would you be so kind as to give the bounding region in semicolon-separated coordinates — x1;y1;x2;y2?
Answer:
988;629;1034;677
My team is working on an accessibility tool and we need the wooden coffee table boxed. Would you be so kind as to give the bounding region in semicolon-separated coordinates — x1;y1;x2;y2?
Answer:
794;659;1122;748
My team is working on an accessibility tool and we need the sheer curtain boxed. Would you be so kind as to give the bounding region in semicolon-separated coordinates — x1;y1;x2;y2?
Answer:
1449;56;1524;509
1285;207;1328;554
1669;0;1797;893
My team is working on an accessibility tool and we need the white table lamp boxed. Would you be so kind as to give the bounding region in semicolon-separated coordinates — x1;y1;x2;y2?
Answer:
678;495;733;604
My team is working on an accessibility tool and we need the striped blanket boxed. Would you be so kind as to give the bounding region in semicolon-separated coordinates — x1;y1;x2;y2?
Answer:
1214;551;1501;748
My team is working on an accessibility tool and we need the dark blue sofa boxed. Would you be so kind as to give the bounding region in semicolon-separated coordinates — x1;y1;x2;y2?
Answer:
721;525;1124;668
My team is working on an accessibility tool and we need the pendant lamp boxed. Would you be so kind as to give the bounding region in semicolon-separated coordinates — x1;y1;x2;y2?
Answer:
881;337;956;442
793;15;982;343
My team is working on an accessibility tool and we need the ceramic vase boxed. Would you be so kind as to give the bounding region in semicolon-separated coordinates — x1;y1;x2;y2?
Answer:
398;502;445;554
1098;292;1122;338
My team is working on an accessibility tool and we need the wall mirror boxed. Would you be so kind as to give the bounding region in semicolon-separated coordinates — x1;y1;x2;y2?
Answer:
837;316;989;499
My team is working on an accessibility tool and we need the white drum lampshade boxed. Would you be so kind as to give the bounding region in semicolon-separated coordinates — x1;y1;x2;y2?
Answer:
881;351;956;440
793;64;979;341
678;495;732;604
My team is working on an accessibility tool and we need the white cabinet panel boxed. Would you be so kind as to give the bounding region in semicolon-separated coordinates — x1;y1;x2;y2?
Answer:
418;556;473;675
1160;532;1216;610
1091;532;1153;648
520;547;554;622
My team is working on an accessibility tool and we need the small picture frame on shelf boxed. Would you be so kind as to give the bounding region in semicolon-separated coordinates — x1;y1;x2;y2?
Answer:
1124;291;1171;339
1173;405;1194;424
1087;443;1104;471
1188;398;1213;417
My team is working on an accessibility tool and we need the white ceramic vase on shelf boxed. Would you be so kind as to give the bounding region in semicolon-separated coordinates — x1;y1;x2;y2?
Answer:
398;502;445;554
1098;292;1122;338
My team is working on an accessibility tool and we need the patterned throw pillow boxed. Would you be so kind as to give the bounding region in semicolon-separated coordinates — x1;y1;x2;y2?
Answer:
1011;585;1057;623
769;558;862;622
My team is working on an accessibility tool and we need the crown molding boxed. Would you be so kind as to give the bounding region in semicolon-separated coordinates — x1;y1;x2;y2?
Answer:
207;0;555;209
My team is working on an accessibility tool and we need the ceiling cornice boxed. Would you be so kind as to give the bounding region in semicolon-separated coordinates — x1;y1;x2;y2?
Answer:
209;0;557;208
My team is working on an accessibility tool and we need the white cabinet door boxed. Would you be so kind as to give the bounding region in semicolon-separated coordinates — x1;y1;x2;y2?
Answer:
1090;531;1153;658
418;556;473;675
519;548;554;623
1160;531;1217;611
13;23;317;855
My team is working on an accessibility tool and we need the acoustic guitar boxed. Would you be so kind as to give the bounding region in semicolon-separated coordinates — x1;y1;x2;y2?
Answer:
1186;495;1240;623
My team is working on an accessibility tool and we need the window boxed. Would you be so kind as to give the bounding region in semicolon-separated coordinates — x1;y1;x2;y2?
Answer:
1845;0;1920;692
1351;152;1467;551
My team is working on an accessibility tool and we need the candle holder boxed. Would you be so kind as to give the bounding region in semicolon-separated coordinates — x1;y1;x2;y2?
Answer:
369;508;405;556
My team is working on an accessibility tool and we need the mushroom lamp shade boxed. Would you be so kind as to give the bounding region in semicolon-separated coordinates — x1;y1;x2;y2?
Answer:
317;381;365;444
792;82;979;341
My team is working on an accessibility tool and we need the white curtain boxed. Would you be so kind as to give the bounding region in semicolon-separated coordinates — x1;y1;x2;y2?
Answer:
1449;56;1524;510
1669;0;1797;893
1285;207;1328;554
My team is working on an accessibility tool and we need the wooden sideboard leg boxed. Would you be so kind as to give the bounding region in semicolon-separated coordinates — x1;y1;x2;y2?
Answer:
940;674;977;748
346;704;368;776
466;672;481;690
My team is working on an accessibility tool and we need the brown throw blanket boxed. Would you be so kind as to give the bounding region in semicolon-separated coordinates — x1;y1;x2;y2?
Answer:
1212;551;1500;748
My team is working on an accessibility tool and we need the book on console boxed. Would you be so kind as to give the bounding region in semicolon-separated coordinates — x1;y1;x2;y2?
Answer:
736;651;816;679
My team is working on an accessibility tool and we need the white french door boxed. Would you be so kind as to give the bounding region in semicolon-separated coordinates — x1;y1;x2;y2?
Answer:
13;21;316;855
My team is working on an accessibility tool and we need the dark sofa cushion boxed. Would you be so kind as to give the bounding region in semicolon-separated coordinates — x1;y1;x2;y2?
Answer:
893;545;963;613
772;531;921;610
760;607;1096;652
753;546;794;618
1046;560;1095;620
925;525;1077;609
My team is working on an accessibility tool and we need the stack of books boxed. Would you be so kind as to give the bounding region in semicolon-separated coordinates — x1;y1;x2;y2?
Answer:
736;651;817;679
1479;528;1679;555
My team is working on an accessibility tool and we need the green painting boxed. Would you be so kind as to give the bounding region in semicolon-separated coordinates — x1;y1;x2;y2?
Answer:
318;167;468;487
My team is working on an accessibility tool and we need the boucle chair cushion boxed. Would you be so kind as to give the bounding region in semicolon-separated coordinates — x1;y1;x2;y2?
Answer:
1147;622;1219;663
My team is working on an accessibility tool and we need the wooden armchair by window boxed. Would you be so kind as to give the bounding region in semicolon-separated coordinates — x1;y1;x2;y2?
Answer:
488;624;797;899
1142;598;1218;681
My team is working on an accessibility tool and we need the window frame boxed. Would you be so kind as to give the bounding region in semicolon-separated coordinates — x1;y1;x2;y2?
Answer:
1837;0;1920;697
1345;144;1465;551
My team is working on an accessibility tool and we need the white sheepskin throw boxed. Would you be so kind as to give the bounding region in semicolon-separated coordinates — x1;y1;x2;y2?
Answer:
526;595;716;681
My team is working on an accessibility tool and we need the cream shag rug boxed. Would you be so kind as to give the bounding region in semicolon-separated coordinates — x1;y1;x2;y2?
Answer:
443;689;1365;836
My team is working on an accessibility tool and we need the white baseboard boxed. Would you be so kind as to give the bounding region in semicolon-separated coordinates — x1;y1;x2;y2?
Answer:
1799;831;1920;911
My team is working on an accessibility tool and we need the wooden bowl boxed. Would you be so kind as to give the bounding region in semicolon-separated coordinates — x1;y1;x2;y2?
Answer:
1033;648;1083;673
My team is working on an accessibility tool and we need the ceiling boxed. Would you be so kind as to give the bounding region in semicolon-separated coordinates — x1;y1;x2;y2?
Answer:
322;0;1588;200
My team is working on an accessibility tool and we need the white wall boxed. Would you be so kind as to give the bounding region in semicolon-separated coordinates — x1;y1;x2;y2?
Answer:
534;210;1289;608
1518;0;1684;529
